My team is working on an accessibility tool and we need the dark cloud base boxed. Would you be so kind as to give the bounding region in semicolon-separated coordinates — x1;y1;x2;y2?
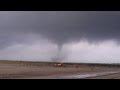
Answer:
1;11;120;46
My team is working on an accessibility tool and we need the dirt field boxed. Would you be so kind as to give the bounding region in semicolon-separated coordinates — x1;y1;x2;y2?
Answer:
0;60;120;79
87;73;120;79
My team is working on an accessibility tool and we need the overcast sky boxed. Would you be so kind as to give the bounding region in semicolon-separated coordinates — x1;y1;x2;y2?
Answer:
0;11;120;63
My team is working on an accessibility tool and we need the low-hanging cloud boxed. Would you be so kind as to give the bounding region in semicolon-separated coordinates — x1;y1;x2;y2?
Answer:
0;32;58;61
64;40;120;63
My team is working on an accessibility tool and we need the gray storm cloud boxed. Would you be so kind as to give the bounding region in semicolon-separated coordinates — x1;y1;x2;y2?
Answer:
1;11;120;63
1;11;120;44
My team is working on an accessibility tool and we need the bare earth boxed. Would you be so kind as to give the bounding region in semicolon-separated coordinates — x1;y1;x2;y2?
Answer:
0;61;120;79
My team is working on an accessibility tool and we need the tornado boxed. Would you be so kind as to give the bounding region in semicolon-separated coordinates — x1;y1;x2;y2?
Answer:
1;11;120;63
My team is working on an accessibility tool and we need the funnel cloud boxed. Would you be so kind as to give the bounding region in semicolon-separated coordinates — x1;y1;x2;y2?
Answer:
0;11;120;63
